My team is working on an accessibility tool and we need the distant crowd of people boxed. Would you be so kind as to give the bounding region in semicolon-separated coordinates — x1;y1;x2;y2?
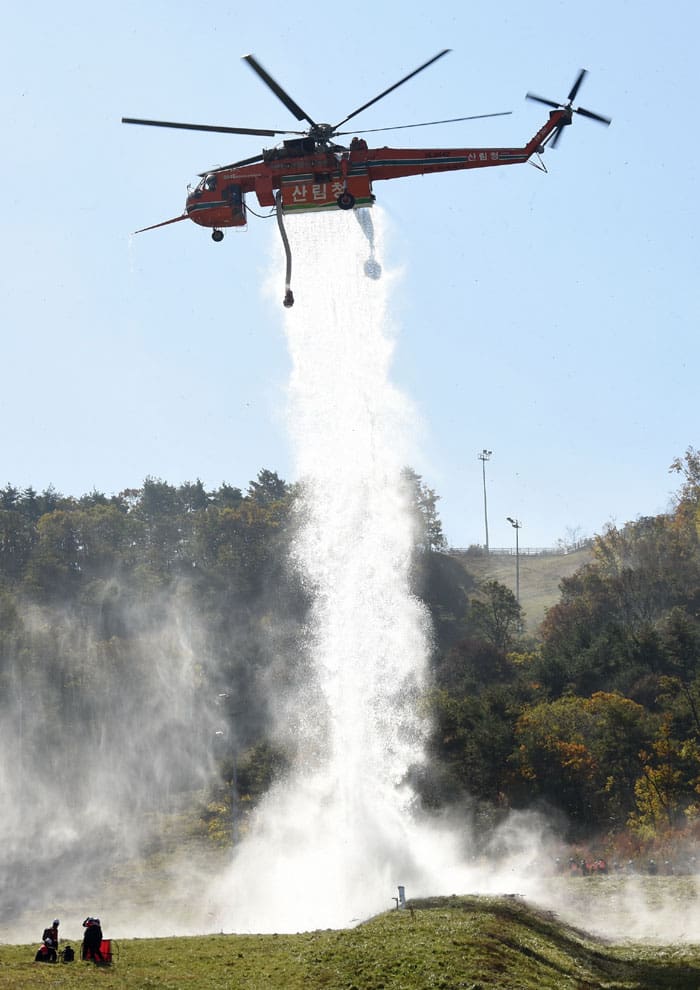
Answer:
556;855;700;877
34;916;109;965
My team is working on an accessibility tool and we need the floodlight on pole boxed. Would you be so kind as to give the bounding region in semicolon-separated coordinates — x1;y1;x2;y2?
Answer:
478;449;492;551
506;516;522;603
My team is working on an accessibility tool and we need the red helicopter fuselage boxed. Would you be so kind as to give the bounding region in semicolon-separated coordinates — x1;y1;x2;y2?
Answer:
181;109;566;232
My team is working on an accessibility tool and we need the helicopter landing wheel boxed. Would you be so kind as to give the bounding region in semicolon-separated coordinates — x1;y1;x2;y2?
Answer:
212;229;224;242
336;191;356;211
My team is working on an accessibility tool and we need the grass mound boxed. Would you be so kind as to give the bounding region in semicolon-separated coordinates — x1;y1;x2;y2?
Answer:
2;894;699;989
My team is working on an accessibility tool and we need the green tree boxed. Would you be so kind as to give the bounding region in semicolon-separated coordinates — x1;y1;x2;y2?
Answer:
24;510;82;599
193;498;291;600
247;470;288;507
74;503;138;578
0;509;35;580
0;484;20;510
213;483;243;508
670;445;700;514
470;580;523;652
427;685;520;804
401;468;447;552
132;477;186;574
179;478;210;513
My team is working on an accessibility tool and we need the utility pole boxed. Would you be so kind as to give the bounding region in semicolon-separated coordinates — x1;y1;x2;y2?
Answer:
478;449;492;552
506;517;522;603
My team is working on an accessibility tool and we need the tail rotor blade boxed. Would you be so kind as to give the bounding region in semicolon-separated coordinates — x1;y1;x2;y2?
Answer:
550;123;567;149
568;69;588;103
575;105;612;125
526;93;561;109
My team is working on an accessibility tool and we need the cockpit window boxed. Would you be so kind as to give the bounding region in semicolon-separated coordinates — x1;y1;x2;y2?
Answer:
204;174;217;191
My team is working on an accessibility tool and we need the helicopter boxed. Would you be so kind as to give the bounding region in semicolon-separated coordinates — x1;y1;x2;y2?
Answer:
123;52;611;307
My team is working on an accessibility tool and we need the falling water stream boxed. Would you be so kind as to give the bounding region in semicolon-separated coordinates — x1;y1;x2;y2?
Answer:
206;209;478;932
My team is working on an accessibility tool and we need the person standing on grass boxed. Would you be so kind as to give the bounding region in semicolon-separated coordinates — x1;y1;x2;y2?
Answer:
82;917;104;963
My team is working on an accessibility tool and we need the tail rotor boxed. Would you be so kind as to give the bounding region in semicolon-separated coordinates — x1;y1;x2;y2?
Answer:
526;69;611;148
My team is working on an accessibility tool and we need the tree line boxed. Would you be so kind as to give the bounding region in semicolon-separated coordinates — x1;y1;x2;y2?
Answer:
1;450;699;856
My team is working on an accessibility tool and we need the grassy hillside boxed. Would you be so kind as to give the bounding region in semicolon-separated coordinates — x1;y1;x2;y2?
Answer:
3;895;700;989
451;546;594;633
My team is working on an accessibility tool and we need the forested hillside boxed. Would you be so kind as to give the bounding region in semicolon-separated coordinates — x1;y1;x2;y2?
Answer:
425;447;700;859
0;470;311;899
0;470;304;766
1;448;699;866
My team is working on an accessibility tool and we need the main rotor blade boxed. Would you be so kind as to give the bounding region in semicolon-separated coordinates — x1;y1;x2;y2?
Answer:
568;68;587;103
122;117;295;137
525;93;561;109
334;49;452;130
243;54;318;128
202;153;265;175
335;110;512;136
575;105;612;125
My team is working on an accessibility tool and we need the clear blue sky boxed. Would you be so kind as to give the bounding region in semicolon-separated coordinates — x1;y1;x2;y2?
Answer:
2;0;697;549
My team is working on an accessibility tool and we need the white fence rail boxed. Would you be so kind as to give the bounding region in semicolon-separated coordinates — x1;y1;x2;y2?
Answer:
446;540;593;558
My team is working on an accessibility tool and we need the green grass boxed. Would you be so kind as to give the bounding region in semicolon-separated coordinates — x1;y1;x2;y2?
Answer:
3;895;700;990
453;547;593;632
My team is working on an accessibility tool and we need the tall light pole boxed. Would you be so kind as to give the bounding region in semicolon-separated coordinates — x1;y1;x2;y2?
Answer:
478;449;492;552
506;517;522;603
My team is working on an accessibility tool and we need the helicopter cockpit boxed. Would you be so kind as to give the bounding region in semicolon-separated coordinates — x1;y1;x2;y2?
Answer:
189;174;218;196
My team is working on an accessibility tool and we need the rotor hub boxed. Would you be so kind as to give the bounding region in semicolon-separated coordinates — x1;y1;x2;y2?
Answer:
310;123;335;143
